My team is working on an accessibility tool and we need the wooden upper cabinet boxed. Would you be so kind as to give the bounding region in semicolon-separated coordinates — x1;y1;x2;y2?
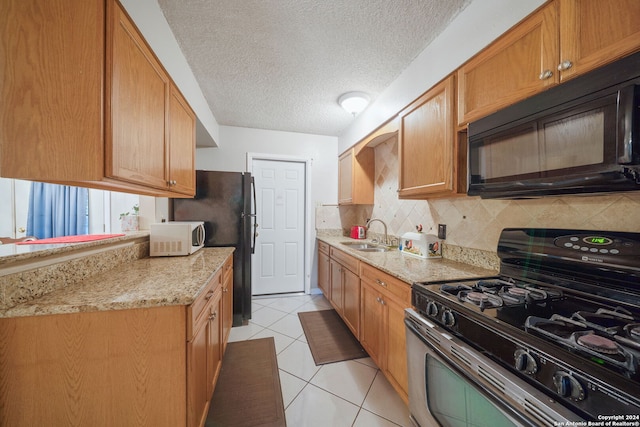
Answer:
338;147;374;205
558;0;640;82
168;85;196;195
0;0;196;198
458;0;640;126
0;0;105;182
398;75;460;198
457;2;558;126
107;1;169;190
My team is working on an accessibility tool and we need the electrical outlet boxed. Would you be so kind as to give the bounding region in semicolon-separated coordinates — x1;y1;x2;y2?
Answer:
438;224;447;240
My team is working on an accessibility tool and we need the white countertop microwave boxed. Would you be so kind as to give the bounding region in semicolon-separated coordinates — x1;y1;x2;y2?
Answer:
150;221;205;256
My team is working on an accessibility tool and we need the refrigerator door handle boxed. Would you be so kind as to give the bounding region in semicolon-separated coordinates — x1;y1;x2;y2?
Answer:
250;176;257;254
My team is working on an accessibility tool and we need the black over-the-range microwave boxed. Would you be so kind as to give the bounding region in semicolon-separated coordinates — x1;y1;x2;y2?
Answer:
467;51;640;199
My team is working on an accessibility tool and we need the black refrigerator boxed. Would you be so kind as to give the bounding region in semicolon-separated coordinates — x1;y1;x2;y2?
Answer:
171;170;256;326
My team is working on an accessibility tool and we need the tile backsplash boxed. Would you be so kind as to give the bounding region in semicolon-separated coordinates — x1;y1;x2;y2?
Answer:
317;135;640;253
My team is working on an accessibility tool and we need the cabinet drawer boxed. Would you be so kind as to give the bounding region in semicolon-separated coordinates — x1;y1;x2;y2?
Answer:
187;270;222;340
318;240;330;255
360;263;410;303
330;246;359;273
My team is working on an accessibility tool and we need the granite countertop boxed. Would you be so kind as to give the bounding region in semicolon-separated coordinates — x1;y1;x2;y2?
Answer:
0;232;150;267
1;247;235;318
317;235;498;285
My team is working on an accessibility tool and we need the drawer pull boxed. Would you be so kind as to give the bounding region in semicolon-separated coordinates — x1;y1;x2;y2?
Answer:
205;290;214;300
376;279;387;288
557;60;573;71
539;69;553;80
209;311;217;321
223;287;228;293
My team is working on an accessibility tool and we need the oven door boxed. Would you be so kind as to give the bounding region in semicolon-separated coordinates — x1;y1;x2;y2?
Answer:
405;309;583;427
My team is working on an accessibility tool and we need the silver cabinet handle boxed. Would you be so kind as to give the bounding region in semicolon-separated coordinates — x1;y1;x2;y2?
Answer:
539;69;553;80
375;279;387;288
557;60;573;71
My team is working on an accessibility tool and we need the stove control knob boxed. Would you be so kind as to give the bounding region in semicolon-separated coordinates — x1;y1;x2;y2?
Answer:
426;301;439;317
514;349;538;374
553;371;585;401
441;310;456;327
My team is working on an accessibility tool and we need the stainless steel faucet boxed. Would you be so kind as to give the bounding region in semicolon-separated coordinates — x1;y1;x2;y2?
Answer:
365;218;389;245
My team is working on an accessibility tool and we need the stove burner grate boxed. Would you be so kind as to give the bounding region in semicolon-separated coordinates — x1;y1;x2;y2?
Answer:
526;315;639;375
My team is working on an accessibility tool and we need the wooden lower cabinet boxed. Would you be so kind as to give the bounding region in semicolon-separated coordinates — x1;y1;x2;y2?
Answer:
221;256;234;351
0;254;234;427
329;258;344;312
317;241;330;298
360;264;411;403
0;306;187;426
316;241;410;402
328;246;361;337
342;267;360;337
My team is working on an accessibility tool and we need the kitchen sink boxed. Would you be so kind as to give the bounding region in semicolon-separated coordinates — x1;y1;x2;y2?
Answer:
340;242;391;252
356;247;390;252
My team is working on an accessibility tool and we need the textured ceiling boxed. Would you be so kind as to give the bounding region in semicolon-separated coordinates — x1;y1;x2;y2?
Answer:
157;0;472;137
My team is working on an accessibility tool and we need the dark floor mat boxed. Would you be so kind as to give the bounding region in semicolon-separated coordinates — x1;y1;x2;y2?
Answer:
206;337;286;427
298;309;368;365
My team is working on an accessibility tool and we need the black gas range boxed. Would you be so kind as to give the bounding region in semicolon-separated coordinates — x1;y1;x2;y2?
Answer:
411;228;640;421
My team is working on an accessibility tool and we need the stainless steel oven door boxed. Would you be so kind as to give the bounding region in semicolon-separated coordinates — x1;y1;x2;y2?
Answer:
405;308;583;427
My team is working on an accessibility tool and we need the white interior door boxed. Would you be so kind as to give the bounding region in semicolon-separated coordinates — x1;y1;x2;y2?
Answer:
252;159;306;295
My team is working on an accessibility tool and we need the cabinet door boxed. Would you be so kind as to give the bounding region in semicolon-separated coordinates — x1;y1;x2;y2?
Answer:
342;267;360;337
338;151;354;204
457;2;558;125
107;1;169;190
168;85;196;196
360;281;384;366
398;75;456;198
329;259;343;312
208;292;223;397
558;0;640;82
338;148;374;205
187;313;209;427
384;296;409;400
318;249;330;298
222;259;234;350
0;0;104;182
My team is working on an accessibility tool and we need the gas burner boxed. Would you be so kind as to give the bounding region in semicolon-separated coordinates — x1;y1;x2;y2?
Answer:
498;284;563;308
526;315;639;374
440;283;472;295
507;287;528;297
577;333;619;354
630;325;640;340
572;308;634;334
459;290;503;310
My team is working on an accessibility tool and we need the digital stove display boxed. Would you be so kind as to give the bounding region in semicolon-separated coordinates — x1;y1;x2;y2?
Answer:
585;236;612;245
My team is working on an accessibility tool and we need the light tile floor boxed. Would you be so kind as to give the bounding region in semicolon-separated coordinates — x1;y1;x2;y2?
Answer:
227;293;413;427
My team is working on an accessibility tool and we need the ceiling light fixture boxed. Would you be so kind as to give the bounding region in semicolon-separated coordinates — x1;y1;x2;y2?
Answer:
338;92;369;116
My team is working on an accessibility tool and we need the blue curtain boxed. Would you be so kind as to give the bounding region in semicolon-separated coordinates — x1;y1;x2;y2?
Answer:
27;183;89;239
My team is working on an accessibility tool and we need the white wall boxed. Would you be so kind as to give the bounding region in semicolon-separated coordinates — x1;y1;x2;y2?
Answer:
338;0;547;152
